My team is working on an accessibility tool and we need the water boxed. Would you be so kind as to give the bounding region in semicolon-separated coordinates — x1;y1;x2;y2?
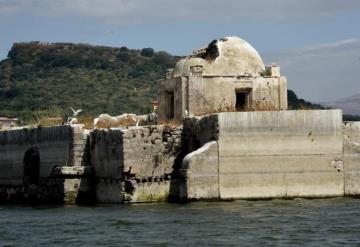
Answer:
1;198;360;246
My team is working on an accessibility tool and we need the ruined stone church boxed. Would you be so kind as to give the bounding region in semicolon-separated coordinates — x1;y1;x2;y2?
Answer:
0;36;359;204
158;37;287;121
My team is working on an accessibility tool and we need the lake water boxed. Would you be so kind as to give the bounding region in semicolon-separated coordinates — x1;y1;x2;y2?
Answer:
1;198;360;246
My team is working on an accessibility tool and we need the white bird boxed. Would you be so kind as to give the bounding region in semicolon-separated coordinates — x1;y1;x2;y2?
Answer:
70;118;78;124
70;107;82;117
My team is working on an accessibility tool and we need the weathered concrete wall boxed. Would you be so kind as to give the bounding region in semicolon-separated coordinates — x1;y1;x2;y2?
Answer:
0;126;72;185
90;125;182;203
218;110;343;199
180;110;344;201
179;141;219;201
177;114;220;201
68;126;91;167
0;125;94;204
343;122;360;196
1;111;358;205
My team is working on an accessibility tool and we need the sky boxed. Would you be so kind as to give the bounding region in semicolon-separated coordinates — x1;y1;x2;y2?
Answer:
0;0;360;102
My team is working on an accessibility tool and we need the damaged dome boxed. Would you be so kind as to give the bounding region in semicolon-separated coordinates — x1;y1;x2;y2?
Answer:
173;36;265;77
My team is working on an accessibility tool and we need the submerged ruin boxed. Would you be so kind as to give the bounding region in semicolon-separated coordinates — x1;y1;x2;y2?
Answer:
158;37;287;121
0;37;359;204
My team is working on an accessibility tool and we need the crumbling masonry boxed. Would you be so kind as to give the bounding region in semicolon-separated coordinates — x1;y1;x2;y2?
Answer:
0;37;360;204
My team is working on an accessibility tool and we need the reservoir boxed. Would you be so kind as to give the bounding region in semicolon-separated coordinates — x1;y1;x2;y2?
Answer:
1;198;360;246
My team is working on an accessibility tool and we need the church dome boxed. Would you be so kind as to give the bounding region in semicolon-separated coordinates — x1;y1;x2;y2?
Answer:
173;36;265;77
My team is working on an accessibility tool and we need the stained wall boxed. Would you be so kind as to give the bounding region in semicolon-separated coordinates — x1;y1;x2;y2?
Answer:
180;110;347;201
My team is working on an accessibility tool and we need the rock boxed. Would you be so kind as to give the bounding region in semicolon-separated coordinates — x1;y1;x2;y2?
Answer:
94;113;158;129
94;113;137;128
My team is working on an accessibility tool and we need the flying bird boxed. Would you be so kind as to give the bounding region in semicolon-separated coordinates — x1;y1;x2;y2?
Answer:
70;107;82;117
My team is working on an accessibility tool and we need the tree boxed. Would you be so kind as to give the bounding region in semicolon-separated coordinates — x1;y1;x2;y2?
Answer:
141;48;154;57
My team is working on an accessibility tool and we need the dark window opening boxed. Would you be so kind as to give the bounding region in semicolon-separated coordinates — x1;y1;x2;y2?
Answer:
165;91;175;119
236;91;249;111
23;147;40;186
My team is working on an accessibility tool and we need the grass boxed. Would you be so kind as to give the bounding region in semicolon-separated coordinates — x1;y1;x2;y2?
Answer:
158;119;182;128
38;117;63;127
77;116;95;129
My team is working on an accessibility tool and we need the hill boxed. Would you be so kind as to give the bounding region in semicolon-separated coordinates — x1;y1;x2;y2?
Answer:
1;41;357;123
321;94;360;116
287;90;323;110
0;42;179;122
288;91;360;121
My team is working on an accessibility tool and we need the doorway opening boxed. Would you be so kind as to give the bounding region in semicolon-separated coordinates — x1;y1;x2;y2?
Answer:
23;147;40;186
165;91;175;119
235;90;250;111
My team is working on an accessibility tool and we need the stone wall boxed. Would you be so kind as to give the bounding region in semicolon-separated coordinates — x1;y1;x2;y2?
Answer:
181;114;219;152
157;37;289;121
180;110;345;201
158;75;288;121
199;76;287;114
0;125;94;204
1;113;359;205
90;125;182;203
0;126;71;185
157;77;185;121
343;121;360;196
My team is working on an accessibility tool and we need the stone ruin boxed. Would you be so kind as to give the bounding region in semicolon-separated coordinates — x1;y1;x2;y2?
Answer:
0;36;359;204
157;37;287;121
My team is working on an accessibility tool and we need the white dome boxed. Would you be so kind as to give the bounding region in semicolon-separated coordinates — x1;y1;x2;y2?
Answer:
173;36;265;77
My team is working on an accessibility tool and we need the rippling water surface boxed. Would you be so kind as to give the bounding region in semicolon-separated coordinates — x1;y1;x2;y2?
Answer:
1;198;360;246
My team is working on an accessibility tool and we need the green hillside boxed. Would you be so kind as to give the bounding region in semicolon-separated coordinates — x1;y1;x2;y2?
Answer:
0;42;178;122
1;41;356;124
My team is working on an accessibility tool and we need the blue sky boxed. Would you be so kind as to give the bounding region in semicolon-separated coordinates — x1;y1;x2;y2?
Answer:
1;0;360;101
